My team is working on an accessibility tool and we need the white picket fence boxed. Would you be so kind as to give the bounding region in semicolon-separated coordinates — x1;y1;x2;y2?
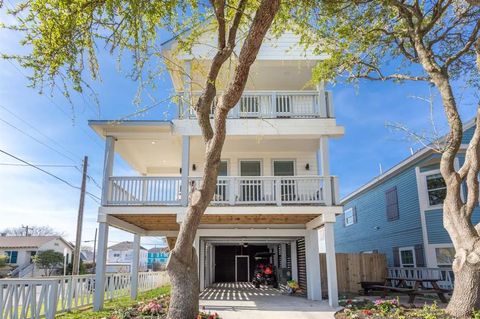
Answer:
0;271;169;319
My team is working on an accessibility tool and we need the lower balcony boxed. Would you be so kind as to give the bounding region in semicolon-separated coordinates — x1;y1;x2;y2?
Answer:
106;176;339;206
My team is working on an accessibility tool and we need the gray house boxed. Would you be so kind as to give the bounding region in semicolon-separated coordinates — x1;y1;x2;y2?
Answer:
336;120;480;270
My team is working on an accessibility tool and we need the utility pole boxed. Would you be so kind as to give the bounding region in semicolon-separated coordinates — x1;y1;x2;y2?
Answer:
73;156;88;276
21;225;33;236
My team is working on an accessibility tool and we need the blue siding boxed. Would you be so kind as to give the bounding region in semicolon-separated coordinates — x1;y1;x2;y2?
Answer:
426;208;480;244
336;167;423;266
462;125;476;144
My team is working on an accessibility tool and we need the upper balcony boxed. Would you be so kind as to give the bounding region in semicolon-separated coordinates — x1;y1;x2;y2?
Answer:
177;90;334;120
106;175;340;207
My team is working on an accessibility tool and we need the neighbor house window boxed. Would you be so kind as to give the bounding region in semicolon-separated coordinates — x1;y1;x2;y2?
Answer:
436;247;455;267
5;251;18;264
344;207;356;226
386;186;399;221
399;247;416;267
426;173;447;206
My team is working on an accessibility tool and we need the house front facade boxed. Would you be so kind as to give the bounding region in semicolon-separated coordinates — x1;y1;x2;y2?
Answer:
107;241;148;271
91;31;344;310
147;247;169;269
0;236;74;277
336;121;479;270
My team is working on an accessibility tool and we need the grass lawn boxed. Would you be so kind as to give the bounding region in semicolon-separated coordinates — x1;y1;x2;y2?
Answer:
56;286;171;319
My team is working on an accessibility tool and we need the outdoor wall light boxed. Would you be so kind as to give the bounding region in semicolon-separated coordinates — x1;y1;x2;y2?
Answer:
305;163;310;170
192;164;197;171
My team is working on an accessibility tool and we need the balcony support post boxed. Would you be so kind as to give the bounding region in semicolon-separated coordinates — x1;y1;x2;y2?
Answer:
325;222;339;307
181;136;190;207
183;60;191;118
316;82;327;118
131;233;141;300
101;136;116;206
94;222;109;311
317;137;332;205
305;228;322;301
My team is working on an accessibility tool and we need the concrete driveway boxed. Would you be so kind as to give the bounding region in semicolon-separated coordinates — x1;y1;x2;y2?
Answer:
200;282;339;319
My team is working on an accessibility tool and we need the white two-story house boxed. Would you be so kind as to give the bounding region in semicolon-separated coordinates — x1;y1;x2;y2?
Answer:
90;31;344;309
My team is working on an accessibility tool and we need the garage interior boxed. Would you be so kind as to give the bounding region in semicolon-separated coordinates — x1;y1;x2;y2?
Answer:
200;237;308;295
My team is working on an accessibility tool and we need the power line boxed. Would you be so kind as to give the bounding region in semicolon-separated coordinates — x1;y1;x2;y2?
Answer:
0;149;101;203
0;163;78;168
0;116;79;163
4;59;104;150
0;104;81;161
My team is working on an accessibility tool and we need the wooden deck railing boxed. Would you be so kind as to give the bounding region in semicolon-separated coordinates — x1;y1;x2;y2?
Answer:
107;175;338;206
177;90;334;119
0;271;169;319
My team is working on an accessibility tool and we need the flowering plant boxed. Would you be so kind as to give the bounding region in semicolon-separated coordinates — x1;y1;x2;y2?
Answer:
137;300;164;315
374;298;398;315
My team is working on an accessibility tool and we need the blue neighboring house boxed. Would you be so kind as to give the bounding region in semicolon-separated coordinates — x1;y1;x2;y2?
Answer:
336;120;480;269
147;247;169;269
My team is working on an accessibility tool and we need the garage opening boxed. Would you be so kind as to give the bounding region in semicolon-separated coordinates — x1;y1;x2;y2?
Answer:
202;239;305;287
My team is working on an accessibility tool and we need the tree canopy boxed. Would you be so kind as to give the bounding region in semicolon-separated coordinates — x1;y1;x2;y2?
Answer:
295;0;479;87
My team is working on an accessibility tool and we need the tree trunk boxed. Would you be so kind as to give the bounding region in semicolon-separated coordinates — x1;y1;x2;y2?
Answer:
448;262;480;318
167;246;199;319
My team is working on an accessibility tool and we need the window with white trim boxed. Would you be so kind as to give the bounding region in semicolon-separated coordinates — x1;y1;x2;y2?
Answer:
426;173;447;206
435;247;455;267
344;207;355;227
399;247;416;267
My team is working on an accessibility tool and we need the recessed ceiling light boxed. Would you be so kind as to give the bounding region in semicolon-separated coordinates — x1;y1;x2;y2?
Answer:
151;141;156;145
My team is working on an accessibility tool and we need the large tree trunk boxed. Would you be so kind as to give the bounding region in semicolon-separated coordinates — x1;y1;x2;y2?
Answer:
167;246;199;318
448;262;480;317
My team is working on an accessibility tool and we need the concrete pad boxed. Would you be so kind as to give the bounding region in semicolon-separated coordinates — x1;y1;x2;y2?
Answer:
200;282;339;319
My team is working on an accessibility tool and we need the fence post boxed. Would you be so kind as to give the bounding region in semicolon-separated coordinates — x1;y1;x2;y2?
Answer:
47;280;59;319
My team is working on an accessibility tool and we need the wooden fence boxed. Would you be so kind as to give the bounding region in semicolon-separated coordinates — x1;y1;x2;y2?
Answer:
320;253;387;295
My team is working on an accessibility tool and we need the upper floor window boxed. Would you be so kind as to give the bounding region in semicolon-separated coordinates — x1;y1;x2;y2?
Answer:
386;186;399;221
426;173;446;206
344;207;356;227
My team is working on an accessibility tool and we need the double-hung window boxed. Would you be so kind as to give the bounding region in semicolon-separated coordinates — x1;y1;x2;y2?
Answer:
426;173;447;206
5;251;18;264
344;207;355;226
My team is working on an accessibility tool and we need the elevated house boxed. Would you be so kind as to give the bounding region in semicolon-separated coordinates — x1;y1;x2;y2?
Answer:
107;241;148;271
90;31;344;309
336;121;479;287
0;236;73;277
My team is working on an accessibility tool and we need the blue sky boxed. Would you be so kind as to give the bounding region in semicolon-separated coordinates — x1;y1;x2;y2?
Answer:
0;6;478;248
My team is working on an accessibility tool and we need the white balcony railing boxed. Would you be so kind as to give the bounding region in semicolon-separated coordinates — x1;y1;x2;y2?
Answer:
387;267;454;290
106;175;338;206
177;91;334;119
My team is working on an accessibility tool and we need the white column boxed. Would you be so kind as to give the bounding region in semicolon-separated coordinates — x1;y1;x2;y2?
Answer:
199;239;205;291
291;241;298;281
131;233;141;300
324;222;338;307
305;229;322;301
183;60;191;117
181;136;190;206
317;137;332;205
316;82;327;118
94;222;109;311
101;136;115;205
